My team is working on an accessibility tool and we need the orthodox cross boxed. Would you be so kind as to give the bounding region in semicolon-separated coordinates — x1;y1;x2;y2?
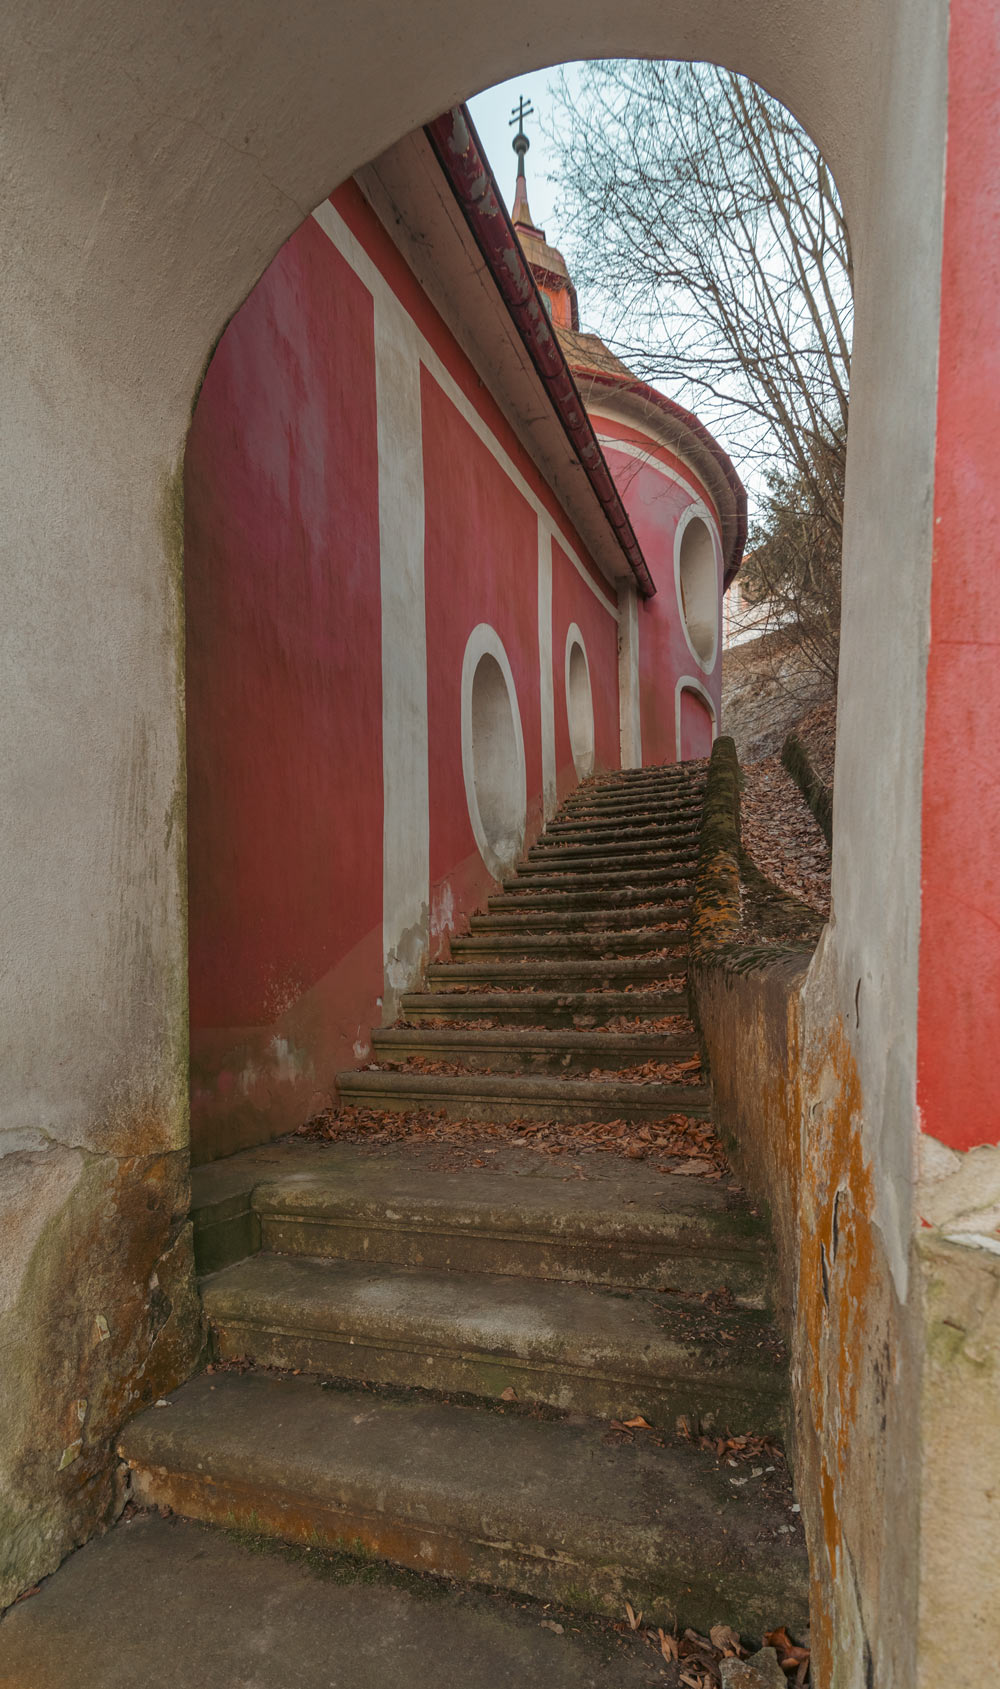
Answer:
510;95;534;175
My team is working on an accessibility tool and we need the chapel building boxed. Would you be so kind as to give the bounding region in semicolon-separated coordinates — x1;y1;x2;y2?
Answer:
183;104;745;1161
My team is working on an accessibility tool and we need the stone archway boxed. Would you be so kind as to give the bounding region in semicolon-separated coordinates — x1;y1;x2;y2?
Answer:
1;1;962;1682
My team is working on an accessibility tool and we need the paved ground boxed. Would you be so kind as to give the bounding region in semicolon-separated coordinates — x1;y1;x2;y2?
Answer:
0;1514;668;1688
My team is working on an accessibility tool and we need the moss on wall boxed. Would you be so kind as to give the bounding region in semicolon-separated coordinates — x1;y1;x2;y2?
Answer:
781;732;833;848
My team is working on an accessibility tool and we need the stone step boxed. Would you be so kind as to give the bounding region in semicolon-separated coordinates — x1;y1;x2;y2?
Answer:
201;1255;783;1431
424;958;685;992
400;988;689;1026
449;928;687;959
559;803;698;823
526;842;699;870
336;1066;710;1122
373;1022;699;1073
488;886;693;913
558;795;701;818
470;903;689;932
504;866;695;896
540;805;702;827
569;768;702;793
0;1512;714;1689
538;821;701;847
120;1372;807;1633
251;1141;765;1300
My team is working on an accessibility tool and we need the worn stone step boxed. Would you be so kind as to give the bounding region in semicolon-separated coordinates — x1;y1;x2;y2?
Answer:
400;988;689;1026
449;929;687;959
374;1022;699;1071
530;825;700;846
546;797;702;820
0;1512;706;1689
120;1372;807;1632
526;842;699;871
504;865;695;896
488;886;693;913
336;1067;709;1122
561;784;704;815
201;1256;783;1432
568;768;701;794
540;805;702;828
424;958;684;993
558;800;700;822
251;1140;766;1300
470;903;689;932
531;825;700;848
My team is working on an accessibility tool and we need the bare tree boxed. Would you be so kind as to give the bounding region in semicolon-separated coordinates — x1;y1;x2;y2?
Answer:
546;60;852;682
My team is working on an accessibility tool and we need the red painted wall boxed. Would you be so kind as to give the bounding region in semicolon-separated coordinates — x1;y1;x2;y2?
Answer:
185;214;384;1162
551;538;620;797
184;177;710;1162
596;417;723;765
422;369;545;949
679;688;715;760
917;0;1000;1152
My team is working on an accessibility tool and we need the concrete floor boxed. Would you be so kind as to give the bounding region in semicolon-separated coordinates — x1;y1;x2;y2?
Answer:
0;1514;668;1688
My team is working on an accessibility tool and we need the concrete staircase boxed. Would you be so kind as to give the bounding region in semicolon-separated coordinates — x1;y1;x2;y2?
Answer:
119;762;808;1638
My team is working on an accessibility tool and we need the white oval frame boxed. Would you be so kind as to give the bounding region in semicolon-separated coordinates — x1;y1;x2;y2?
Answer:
461;623;527;880
674;503;722;674
564;622;596;781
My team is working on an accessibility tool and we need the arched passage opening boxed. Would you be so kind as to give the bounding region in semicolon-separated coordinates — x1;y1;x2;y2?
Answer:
4;1;974;1679
174;80;908;1685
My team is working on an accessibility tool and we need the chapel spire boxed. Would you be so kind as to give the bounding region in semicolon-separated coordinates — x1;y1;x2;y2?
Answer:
507;93;580;333
509;95;544;238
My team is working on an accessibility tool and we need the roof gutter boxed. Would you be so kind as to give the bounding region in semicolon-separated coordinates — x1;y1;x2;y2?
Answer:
425;105;656;599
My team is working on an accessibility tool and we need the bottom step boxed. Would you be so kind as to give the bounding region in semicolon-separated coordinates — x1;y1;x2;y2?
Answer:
0;1511;689;1689
120;1371;808;1635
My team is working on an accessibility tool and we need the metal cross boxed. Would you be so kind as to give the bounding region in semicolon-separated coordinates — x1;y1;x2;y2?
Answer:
509;95;535;139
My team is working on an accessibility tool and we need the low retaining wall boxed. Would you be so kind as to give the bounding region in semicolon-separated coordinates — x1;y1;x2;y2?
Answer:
689;736;815;1321
781;731;833;847
690;738;890;1687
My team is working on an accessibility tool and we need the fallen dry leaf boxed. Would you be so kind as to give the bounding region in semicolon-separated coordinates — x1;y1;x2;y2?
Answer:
622;1415;653;1429
625;1601;642;1631
710;1622;742;1656
658;1629;679;1662
500;1386;518;1402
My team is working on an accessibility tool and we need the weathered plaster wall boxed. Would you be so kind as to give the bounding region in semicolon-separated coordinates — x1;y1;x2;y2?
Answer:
0;0;951;1650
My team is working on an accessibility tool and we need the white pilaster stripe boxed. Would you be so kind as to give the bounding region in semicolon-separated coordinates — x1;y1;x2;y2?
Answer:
313;201;617;618
618;583;642;769
537;520;557;816
374;285;430;1008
